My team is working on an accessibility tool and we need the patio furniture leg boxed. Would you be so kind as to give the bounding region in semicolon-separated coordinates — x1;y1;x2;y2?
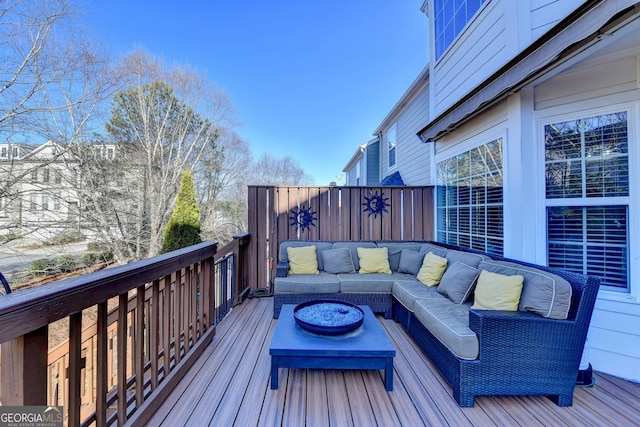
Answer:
271;357;279;389
385;358;393;391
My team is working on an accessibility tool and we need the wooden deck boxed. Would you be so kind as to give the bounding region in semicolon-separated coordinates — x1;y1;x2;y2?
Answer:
147;297;640;426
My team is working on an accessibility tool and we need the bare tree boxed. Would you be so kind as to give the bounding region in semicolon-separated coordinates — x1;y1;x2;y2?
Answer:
193;129;252;243
250;153;314;186
0;0;117;244
103;50;235;258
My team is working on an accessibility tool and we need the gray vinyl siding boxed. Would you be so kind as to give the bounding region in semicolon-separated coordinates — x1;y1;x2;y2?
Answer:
394;85;432;185
366;141;380;185
534;56;639;110
432;0;506;115
431;0;583;116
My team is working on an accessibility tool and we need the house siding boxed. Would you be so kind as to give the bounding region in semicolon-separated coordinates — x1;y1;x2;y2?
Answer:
431;0;506;116
365;141;380;185
532;51;640;381
436;44;640;382
394;87;432;185
530;0;581;39
430;0;584;116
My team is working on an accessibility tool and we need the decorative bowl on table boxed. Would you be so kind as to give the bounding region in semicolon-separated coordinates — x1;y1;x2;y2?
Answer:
293;300;365;336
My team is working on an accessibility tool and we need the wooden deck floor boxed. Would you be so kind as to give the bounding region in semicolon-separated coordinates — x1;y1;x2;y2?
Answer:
147;297;640;426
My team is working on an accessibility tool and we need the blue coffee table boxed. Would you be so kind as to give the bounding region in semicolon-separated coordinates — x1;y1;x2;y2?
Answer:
270;304;396;391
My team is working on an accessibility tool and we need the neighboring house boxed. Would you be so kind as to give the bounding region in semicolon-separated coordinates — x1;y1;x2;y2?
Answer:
414;0;640;382
0;140;117;238
344;65;433;186
343;137;380;186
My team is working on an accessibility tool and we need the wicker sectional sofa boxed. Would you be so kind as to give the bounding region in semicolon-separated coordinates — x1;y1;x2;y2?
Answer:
273;240;600;407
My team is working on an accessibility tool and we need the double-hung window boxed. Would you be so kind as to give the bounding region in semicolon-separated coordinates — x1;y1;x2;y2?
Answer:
545;111;629;291
437;138;504;256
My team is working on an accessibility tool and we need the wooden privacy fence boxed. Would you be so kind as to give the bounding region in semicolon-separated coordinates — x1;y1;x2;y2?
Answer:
246;185;435;288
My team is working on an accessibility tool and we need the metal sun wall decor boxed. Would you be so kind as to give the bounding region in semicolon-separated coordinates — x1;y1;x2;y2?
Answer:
362;190;390;218
290;204;318;231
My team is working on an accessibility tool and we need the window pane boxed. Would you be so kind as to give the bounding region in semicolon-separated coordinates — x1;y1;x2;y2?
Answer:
585;156;628;197
545;112;628;199
548;243;584;274
586;206;627;245
547;207;583;242
436;138;503;256
434;0;485;60
546;161;582;198
547;206;628;290
545;121;581;160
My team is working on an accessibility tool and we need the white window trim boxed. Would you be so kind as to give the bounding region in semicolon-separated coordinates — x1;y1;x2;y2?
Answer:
537;102;638;302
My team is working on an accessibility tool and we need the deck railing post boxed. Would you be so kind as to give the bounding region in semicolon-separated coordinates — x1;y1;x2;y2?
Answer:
0;326;48;406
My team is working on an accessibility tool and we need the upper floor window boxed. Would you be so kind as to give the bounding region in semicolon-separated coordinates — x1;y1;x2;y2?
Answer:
31;170;38;183
42;168;50;183
1;147;7;158
387;124;397;169
434;0;487;60
12;147;18;157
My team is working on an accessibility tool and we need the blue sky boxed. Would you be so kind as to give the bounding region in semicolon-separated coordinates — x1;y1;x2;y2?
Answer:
84;1;428;185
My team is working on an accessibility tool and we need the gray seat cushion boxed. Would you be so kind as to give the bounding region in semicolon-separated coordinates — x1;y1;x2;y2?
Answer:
273;272;340;293
392;279;445;311
478;260;572;320
413;298;479;360
337;272;414;293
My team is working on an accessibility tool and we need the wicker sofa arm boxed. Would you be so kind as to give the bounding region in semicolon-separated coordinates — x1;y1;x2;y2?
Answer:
276;261;289;278
469;309;582;362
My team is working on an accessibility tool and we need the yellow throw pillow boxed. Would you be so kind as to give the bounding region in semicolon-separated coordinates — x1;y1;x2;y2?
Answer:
417;251;448;286
471;270;524;311
287;245;319;275
357;247;391;274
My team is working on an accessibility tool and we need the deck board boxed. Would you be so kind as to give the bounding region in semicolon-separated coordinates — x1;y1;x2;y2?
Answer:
146;297;640;426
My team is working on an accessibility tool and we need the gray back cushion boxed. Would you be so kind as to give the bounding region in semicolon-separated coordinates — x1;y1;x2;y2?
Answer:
420;243;448;258
478;260;572;319
445;250;490;269
397;249;426;275
279;241;334;271
377;243;423;271
333;242;376;271
437;261;480;304
321;247;356;274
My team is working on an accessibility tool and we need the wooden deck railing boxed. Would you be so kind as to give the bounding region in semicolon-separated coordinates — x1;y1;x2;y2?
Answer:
0;233;253;426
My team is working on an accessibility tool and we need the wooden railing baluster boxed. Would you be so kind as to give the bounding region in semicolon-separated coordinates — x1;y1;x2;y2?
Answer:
96;301;108;426
135;286;145;407
117;293;128;425
150;279;160;391
68;312;82;426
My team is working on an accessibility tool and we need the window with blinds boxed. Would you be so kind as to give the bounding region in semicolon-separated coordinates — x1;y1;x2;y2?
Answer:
545;112;629;291
436;139;503;256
